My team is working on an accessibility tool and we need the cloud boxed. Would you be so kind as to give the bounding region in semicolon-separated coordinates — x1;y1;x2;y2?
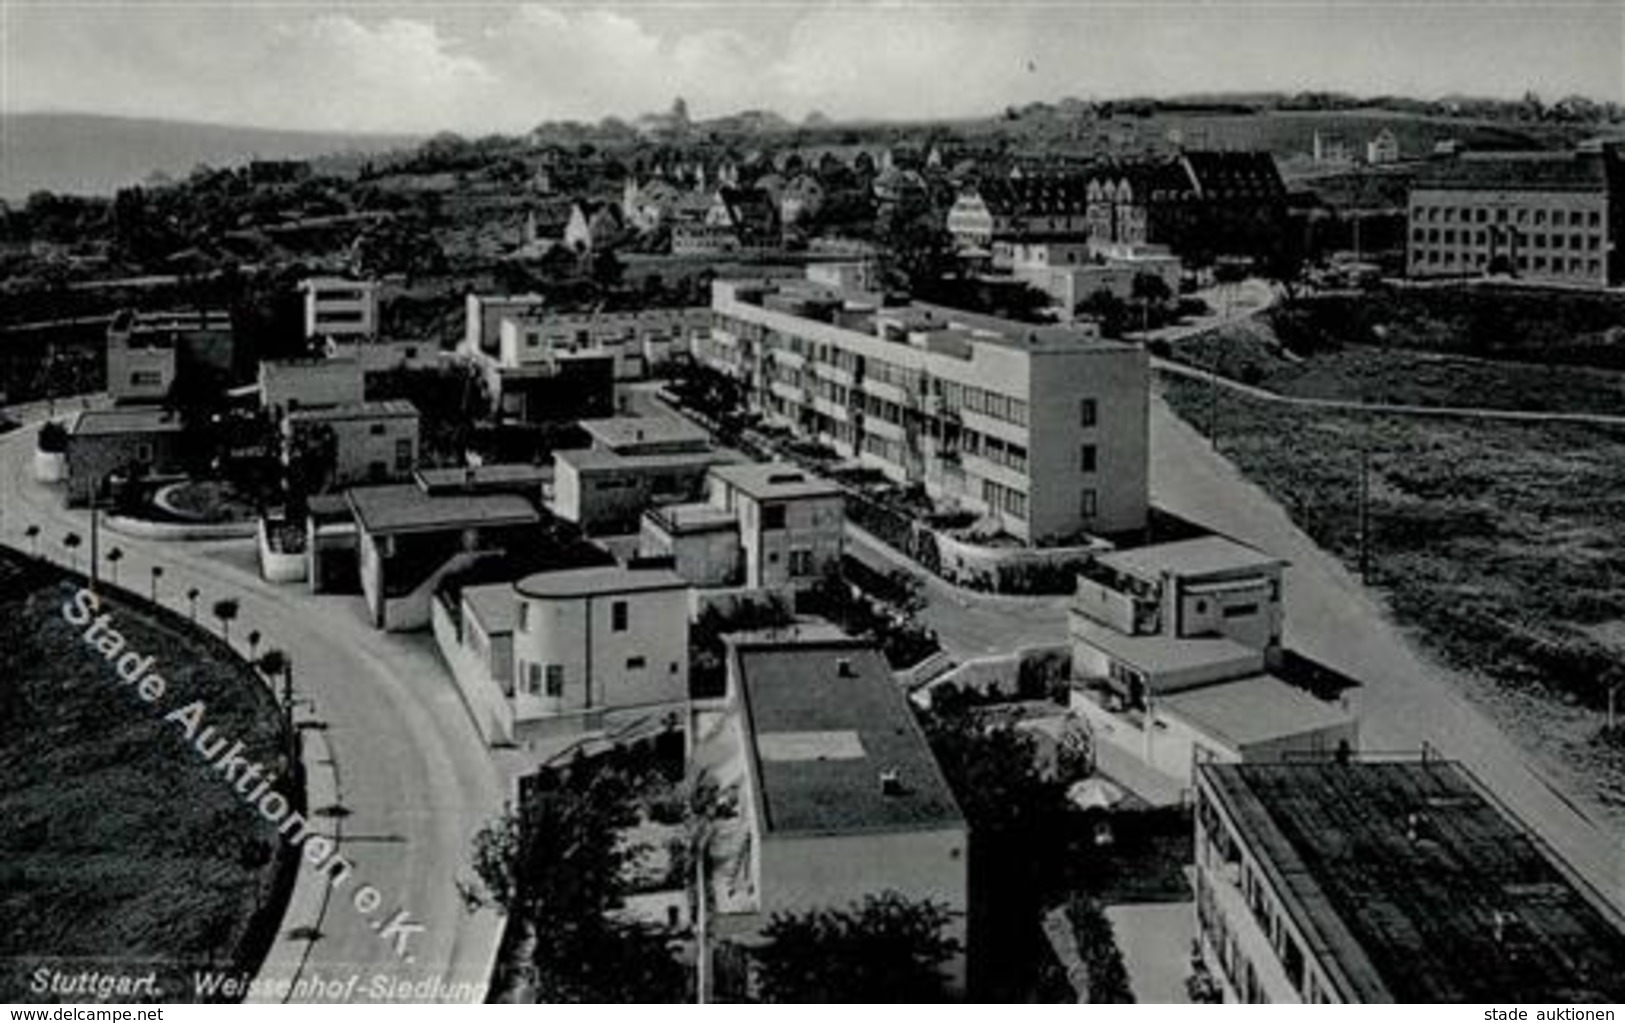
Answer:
3;2;1619;133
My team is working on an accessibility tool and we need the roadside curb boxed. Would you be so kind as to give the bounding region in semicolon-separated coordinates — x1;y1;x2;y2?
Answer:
247;722;341;1003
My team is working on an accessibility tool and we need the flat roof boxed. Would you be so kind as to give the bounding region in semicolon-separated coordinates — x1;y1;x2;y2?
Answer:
644;501;738;533
286;399;417;423
1158;675;1349;749
515;564;685;600
708;461;840;501
416;463;551;492
71;408;184;437
719;276;1135;355
347;484;539;535
1070;614;1263;677
1098;535;1283;583
461;582;518;635
1202;761;1625;1003
579;414;710;452
556;447;727;474
734;640;964;837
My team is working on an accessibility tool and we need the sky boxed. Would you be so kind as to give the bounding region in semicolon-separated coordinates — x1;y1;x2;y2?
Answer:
2;1;1621;134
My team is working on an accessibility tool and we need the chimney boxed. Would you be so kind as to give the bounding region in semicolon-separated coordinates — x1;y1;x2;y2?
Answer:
836;657;855;678
879;769;903;796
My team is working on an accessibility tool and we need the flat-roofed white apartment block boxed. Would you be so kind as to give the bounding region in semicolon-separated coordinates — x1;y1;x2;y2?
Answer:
701;268;1148;543
301;277;379;340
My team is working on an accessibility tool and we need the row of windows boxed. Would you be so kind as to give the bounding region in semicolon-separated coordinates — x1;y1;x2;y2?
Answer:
1411;227;1601;251
516;599;631;633
1412;204;1602;228
981;478;1028;520
723;312;1033;428
517;655;675;698
1412;248;1603;276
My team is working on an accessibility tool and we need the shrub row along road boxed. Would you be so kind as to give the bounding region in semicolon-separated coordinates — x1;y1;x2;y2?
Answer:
0;421;507;1002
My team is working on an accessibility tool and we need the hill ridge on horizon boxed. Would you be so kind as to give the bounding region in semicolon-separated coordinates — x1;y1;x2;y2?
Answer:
0;111;420;200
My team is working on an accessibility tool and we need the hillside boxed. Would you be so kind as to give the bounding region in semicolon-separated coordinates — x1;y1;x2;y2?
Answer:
0;113;417;200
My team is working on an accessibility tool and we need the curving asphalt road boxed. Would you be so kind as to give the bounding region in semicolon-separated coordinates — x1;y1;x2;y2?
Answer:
0;420;510;1003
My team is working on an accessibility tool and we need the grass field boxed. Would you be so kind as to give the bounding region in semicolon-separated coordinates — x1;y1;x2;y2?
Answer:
1165;316;1625;417
1159;373;1625;819
0;551;292;1002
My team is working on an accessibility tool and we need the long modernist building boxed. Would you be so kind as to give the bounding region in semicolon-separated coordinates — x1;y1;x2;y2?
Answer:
1194;759;1625;1004
699;268;1149;543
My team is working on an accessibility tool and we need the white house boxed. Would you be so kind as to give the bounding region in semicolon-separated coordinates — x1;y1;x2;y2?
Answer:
511;565;691;722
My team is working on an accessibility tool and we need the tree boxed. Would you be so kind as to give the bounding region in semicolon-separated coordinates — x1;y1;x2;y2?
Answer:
753;892;961;1003
919;703;1071;997
24;524;40;557
1065;895;1133;1003
465;762;686;1002
186;586;201;622
36;421;68;453
247;629;262;661
875;190;953;293
212;597;240;641
1076;288;1128;338
105;547;124;586
62;532;82;572
149;564;164;603
286;421;339;500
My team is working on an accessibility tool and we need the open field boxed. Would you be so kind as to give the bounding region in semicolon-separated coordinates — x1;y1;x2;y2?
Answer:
1159;373;1625;818
1164;316;1625;416
0;550;292;1002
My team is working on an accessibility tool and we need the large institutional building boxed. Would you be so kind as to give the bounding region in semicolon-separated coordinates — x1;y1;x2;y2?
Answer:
698;268;1149;543
1406;142;1624;288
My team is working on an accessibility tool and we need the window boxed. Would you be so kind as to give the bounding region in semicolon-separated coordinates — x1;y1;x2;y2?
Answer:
545;664;564;697
789;549;813;576
370;423;387;436
1080;444;1097;473
761;504;787;529
611;600;628;632
525;662;542;695
1080;488;1098;519
626;656;646;670
1080;398;1098;428
394;438;413;473
518;602;529;632
367;461;387;481
1223;603;1259;619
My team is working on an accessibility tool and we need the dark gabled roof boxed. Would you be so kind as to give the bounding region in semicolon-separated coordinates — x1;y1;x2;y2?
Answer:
1179;150;1287;200
1087;159;1195;201
971;175;1092;216
717;186;778;223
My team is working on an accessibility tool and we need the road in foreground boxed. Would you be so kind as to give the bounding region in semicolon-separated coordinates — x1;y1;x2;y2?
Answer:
0;423;510;1002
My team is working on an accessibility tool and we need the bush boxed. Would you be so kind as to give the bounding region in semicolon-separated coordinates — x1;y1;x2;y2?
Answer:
36;420;67;453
